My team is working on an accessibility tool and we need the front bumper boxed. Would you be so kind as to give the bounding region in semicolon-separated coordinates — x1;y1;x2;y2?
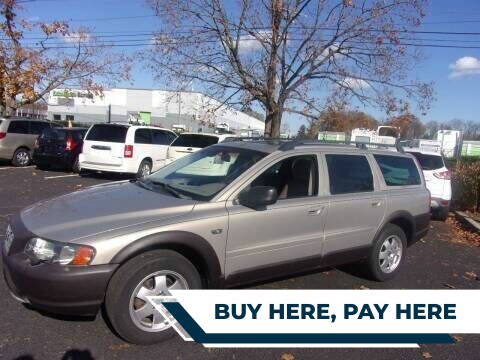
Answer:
2;214;118;316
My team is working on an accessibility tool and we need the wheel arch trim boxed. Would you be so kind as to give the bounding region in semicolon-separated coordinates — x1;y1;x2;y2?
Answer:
110;231;223;288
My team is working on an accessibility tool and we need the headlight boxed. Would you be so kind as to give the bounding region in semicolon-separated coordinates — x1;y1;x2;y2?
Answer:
24;238;95;265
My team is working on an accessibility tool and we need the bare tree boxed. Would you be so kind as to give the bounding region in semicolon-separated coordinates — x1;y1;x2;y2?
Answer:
0;0;131;116
144;0;433;137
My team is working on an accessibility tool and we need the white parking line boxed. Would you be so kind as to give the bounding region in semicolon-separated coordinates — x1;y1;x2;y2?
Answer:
44;174;79;179
0;166;35;170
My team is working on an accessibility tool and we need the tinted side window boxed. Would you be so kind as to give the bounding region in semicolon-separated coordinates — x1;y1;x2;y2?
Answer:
250;155;318;199
151;130;169;145
407;152;444;171
30;122;50;135
172;134;219;148
374;155;421;186
8;121;29;134
135;129;152;144
325;154;374;195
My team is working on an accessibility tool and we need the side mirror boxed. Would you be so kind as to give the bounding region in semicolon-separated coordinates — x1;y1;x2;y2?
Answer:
238;186;278;210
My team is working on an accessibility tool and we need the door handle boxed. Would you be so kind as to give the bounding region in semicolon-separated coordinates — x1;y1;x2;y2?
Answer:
371;201;382;207
308;207;324;215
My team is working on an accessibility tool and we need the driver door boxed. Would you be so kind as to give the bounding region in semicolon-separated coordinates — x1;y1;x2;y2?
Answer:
224;153;329;281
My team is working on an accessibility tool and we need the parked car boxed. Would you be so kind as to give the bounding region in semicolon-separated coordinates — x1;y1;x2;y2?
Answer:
79;123;177;177
166;132;236;164
33;127;87;172
405;147;451;221
0;117;52;166
3;140;430;344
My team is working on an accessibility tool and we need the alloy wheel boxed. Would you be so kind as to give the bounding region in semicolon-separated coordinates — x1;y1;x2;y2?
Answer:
378;235;403;274
129;270;188;332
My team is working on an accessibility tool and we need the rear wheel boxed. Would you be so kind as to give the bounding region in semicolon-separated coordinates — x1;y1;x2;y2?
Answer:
105;250;202;344
136;159;152;178
434;207;449;221
12;148;31;167
72;155;81;173
365;224;407;282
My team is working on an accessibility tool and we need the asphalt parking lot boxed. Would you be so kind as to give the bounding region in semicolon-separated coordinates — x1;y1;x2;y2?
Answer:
0;163;479;360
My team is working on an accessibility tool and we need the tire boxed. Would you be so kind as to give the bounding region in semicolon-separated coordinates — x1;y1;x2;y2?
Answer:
365;224;407;282
136;159;152;178
105;250;202;345
72;155;81;173
12;148;31;167
434;207;449;222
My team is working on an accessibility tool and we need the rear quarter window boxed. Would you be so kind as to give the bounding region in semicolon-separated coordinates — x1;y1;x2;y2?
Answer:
86;124;128;143
172;134;219;148
374;154;421;186
407;152;444;171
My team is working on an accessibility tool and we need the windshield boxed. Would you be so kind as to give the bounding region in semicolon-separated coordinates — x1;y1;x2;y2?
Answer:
171;134;219;148
86;124;128;143
141;146;267;201
408;152;444;171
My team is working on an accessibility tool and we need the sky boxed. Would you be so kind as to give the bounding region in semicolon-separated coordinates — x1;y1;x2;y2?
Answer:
20;0;480;132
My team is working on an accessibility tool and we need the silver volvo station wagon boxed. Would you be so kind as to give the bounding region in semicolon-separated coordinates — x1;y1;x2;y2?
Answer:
2;139;430;344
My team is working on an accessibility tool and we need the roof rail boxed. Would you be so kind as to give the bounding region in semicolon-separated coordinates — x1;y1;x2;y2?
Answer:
224;137;405;153
279;138;404;153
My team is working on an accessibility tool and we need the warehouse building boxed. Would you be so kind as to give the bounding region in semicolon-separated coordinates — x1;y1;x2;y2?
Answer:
47;88;265;135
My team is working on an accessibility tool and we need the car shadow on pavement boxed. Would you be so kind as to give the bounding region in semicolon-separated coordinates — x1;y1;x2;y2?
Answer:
79;170;133;181
14;349;95;360
23;304;96;322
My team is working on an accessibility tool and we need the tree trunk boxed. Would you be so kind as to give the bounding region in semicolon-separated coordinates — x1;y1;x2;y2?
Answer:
265;107;282;138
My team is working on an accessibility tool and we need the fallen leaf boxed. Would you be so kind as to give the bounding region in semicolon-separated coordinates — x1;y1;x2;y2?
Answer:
280;353;295;360
421;352;433;359
109;343;130;350
452;335;462;342
443;283;456;289
464;271;479;280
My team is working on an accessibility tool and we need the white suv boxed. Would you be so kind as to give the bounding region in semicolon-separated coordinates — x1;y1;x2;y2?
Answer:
79;124;177;177
405;148;451;221
166;132;236;164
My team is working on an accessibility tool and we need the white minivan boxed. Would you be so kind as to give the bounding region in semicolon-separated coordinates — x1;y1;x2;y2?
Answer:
165;133;236;165
79;124;177;177
405;148;452;221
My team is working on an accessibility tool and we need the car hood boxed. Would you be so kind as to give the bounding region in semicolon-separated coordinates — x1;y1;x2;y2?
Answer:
20;181;196;242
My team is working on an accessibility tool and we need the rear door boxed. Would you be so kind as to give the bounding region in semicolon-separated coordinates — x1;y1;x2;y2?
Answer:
5;120;32;155
82;124;128;166
322;153;386;258
151;129;175;170
168;134;219;160
134;128;154;167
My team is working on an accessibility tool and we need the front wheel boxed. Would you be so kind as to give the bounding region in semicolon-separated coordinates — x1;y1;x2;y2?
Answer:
105;250;202;345
365;224;407;282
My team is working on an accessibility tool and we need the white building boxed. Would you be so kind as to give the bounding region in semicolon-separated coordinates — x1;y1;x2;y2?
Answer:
47;88;264;134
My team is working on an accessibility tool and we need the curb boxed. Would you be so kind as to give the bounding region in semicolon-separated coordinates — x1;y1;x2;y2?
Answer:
454;211;480;234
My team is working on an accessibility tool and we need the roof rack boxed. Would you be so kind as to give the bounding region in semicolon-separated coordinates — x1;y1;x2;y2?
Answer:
223;137;404;153
279;139;404;153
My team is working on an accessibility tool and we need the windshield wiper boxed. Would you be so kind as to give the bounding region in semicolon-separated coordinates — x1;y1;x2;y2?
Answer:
151;181;186;199
131;178;154;191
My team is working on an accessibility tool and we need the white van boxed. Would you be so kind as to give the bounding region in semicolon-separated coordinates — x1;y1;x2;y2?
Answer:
165;133;236;164
79;124;177;177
